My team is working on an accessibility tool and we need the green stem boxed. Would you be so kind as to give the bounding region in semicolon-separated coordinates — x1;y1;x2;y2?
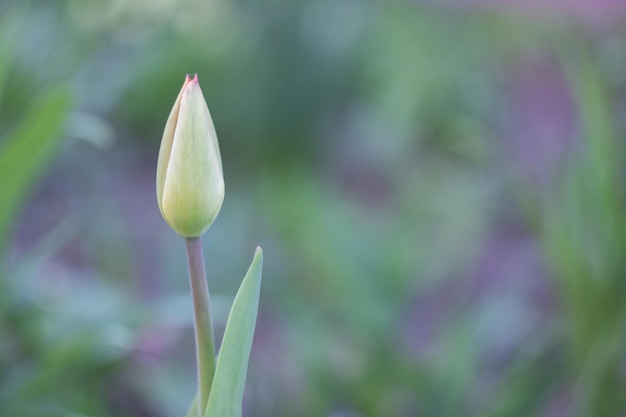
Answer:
185;237;216;417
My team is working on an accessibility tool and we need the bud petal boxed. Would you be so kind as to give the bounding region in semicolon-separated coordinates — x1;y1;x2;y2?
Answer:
156;74;225;237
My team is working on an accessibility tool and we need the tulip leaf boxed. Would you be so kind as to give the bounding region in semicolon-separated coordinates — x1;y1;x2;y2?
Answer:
0;87;73;254
204;247;263;417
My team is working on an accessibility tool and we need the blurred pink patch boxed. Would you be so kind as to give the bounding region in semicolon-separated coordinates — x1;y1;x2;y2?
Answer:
134;326;181;364
503;57;576;186
433;0;626;26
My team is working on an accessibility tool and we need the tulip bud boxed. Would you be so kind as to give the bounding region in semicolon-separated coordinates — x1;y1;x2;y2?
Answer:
156;74;225;237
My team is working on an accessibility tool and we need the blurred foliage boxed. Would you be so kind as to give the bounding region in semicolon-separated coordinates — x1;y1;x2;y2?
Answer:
1;0;626;417
0;88;72;252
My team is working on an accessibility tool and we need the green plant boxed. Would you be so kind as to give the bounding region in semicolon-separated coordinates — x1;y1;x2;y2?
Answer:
156;74;263;417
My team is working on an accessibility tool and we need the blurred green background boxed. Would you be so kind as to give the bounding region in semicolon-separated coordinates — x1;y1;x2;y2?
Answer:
2;0;626;416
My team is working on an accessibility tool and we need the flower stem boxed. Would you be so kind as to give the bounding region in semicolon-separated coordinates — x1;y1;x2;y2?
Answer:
184;237;216;417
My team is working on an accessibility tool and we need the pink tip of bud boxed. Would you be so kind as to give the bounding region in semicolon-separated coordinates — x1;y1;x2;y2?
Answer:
185;74;191;82
193;73;199;82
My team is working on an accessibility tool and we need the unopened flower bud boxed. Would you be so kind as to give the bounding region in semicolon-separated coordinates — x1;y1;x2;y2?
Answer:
156;74;225;237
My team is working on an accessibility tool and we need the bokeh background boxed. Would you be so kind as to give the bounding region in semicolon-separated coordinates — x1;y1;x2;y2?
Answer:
2;0;626;416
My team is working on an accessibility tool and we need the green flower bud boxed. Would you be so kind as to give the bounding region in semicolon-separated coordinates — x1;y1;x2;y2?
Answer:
156;74;225;237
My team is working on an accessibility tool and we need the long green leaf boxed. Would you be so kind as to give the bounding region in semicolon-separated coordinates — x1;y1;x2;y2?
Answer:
0;87;73;253
204;247;263;417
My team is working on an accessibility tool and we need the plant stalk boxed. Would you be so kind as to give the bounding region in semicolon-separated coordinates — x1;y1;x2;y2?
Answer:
185;236;216;417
